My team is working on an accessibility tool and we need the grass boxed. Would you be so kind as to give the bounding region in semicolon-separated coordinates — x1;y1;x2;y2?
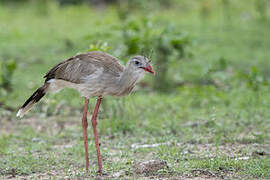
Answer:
0;1;270;179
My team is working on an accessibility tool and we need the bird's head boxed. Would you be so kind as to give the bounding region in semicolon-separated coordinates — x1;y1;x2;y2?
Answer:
127;55;154;75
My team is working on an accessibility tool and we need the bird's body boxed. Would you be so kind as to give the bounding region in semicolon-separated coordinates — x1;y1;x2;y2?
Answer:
17;51;154;172
45;51;127;97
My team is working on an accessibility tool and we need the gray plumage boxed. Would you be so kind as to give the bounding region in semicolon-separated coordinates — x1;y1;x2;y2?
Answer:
17;51;153;117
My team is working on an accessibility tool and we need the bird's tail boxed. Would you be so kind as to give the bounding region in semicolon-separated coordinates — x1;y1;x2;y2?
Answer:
17;83;49;118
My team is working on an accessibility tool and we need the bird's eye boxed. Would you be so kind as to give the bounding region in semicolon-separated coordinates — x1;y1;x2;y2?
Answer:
134;61;140;65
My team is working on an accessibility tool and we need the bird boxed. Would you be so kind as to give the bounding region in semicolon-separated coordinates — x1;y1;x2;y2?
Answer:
16;51;154;173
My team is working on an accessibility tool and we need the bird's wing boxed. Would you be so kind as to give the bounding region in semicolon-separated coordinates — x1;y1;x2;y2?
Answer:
44;51;124;84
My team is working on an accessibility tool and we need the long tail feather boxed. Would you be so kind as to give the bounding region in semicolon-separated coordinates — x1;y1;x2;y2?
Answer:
17;83;48;118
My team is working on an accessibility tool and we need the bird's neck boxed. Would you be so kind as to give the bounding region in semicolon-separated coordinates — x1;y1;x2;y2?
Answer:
118;66;142;90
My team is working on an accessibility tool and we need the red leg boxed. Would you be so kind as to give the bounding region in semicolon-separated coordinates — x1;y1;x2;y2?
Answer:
82;98;89;171
91;95;103;173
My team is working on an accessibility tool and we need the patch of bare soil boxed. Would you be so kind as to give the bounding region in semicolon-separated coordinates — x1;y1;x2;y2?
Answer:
183;169;236;180
133;160;169;175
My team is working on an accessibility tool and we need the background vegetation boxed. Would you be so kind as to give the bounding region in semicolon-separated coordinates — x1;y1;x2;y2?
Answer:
0;0;269;179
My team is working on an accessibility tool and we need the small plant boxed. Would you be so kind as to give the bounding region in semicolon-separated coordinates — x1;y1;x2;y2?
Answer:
236;66;267;91
245;66;267;91
0;59;17;92
0;59;17;110
88;41;111;52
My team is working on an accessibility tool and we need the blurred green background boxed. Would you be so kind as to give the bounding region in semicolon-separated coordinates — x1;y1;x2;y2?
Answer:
0;0;269;179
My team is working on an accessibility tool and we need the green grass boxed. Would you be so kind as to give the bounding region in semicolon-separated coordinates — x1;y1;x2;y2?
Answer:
0;1;270;179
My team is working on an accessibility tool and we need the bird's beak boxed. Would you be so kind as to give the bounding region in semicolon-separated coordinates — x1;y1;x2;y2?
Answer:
142;64;154;74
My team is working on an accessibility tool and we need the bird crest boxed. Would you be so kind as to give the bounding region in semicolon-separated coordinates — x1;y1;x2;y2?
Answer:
141;48;154;63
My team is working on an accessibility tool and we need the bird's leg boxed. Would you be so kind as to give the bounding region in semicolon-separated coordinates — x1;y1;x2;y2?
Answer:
82;98;89;171
91;95;103;173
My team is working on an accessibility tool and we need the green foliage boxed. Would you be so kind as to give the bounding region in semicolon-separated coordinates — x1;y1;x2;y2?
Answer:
88;41;111;52
0;60;17;91
122;17;191;91
237;66;267;91
255;0;268;20
57;0;85;6
122;17;191;58
0;60;17;109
